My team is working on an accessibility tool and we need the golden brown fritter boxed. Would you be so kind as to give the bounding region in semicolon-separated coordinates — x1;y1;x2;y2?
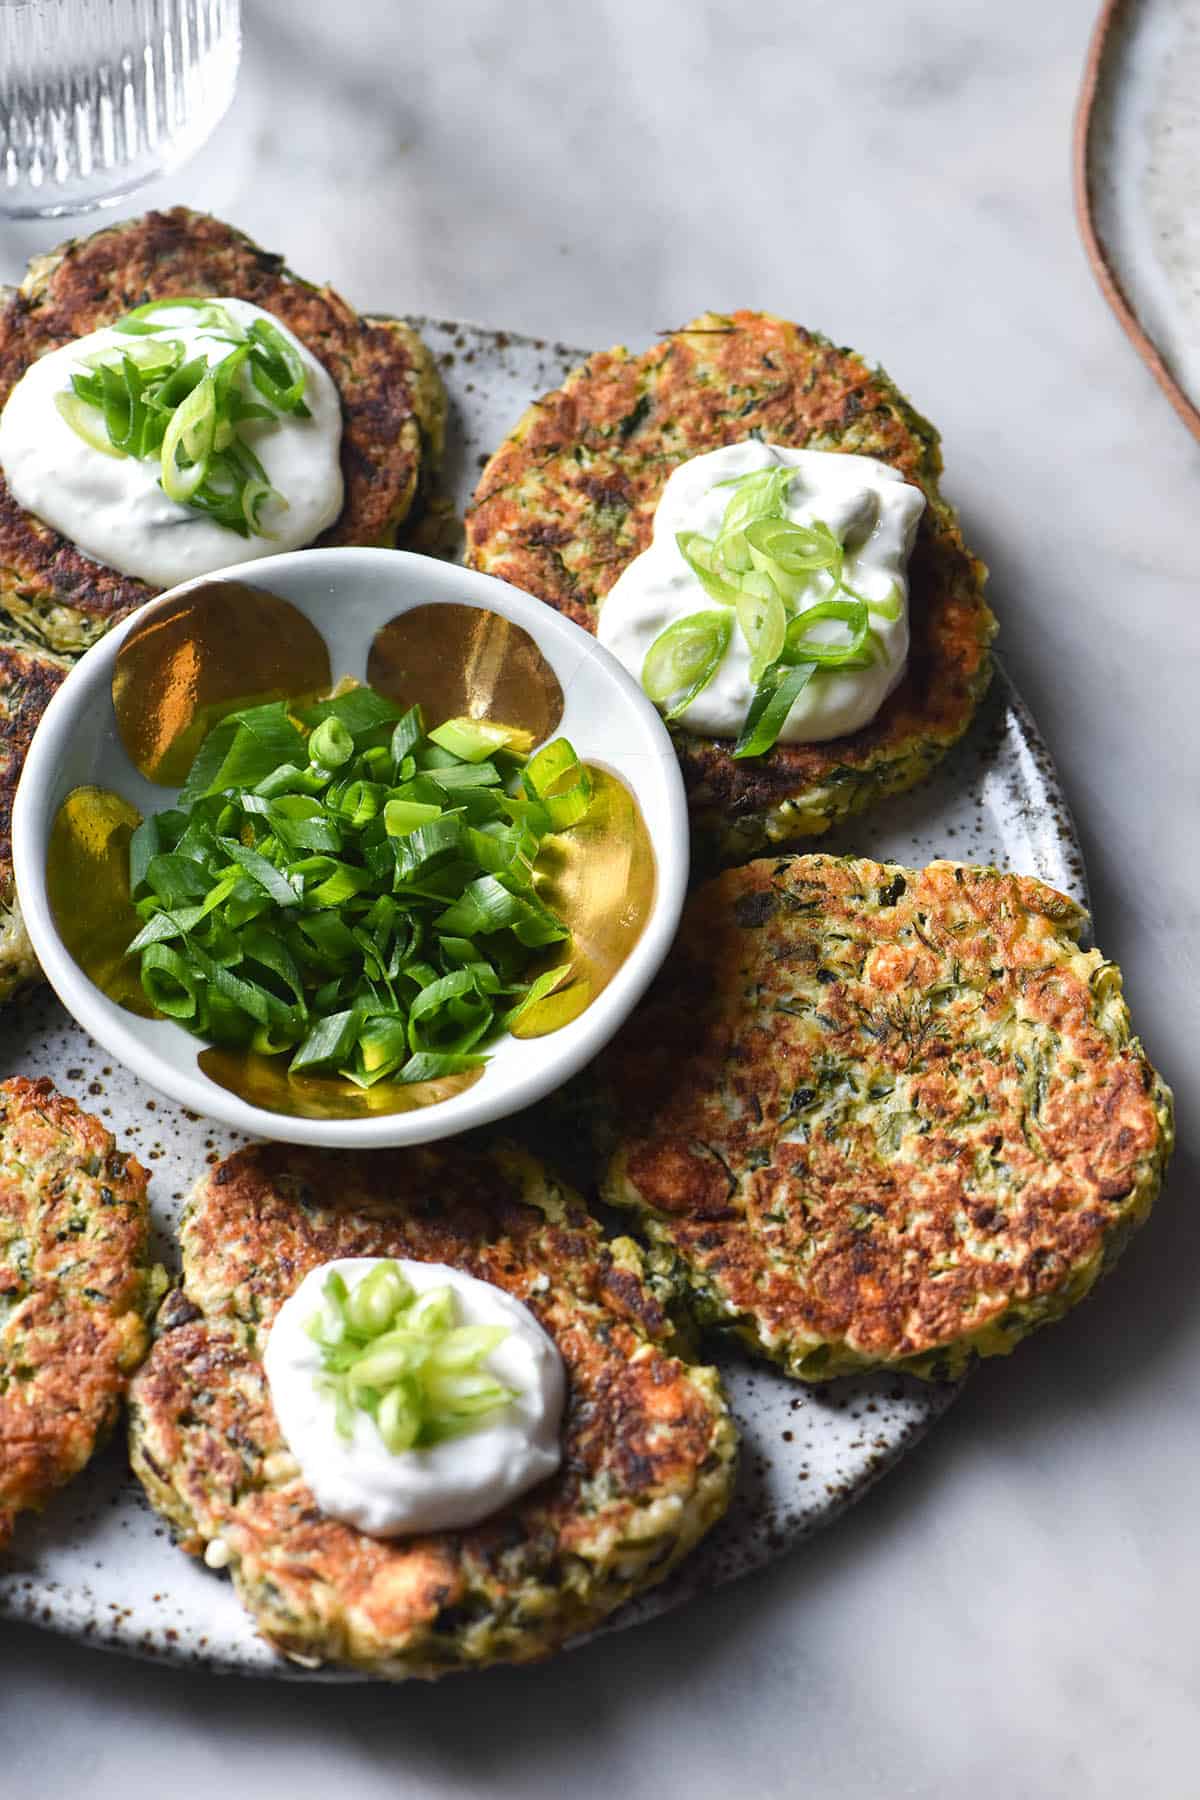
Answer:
467;311;994;863
595;855;1174;1380
0;206;445;653
0;636;67;1001
0;207;446;1001
128;1141;736;1678
0;1077;159;1547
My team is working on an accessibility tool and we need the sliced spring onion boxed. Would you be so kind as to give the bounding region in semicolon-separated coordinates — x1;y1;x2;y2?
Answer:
712;465;796;572
160;371;217;503
522;737;593;830
745;514;840;568
114;297;246;336
865;581;903;621
241;475;284;536
742;523;838;610
733;662;817;759
54;296;312;536
80;335;184;376
642;609;733;721
676;530;742;605
309;716;354;769
290;1009;361;1072
54;391;126;458
658;462;910;757
306;1262;514;1453
139;943;201;1019
247;317;311;418
429;715;532;762
780;596;871;666
384;799;442;837
734;581;788;684
128;684;594;1089
180;702;309;804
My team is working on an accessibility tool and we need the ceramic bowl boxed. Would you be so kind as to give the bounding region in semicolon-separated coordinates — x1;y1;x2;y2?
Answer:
13;546;688;1148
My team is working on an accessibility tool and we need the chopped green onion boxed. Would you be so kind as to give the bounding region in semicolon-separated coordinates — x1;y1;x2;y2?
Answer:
307;1262;514;1453
79;336;184;378
55;391;125;458
642;610;733;721
866;582;903;621
744;515;843;576
398;1050;486;1083
733;662;817;759
290;1009;361;1073
713;465;796;572
390;708;423;764
53;297;313;537
309;716;354;770
242;476;284;536
384;799;442;837
658;461;910;757
127;683;594;1094
676;531;742;604
734;580;788;684
301;687;406;735
139;943;201;1019
429;716;529;762
246;317;311;417
522;738;593;830
160;370;217;503
114;296;247;335
780;597;870;666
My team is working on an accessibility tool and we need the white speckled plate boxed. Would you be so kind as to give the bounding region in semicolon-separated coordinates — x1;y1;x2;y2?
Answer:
1076;0;1200;440
0;320;1086;1677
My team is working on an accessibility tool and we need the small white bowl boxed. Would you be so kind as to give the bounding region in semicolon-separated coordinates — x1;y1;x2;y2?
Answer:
13;547;688;1148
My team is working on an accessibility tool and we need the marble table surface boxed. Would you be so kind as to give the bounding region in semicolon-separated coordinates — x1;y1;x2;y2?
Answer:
1;1;1197;1795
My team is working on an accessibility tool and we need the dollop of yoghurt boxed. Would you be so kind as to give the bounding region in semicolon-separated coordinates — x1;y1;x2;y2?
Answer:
0;296;344;587
596;442;926;744
263;1257;565;1538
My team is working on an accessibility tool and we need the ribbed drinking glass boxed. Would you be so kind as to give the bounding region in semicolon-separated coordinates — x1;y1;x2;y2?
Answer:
0;0;241;218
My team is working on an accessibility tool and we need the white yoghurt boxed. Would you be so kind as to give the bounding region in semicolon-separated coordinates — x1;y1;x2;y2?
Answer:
0;296;344;588
596;442;926;744
263;1257;566;1538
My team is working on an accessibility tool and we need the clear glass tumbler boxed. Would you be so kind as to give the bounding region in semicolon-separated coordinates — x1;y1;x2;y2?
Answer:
0;0;241;219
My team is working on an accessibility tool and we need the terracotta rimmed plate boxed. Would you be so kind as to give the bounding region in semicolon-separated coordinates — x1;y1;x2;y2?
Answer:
0;320;1087;1678
1076;0;1200;440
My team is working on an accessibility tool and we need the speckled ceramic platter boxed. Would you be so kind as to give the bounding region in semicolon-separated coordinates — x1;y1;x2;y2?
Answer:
1076;0;1200;440
0;319;1086;1678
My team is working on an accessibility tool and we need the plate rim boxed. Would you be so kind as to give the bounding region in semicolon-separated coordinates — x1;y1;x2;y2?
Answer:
1073;0;1200;445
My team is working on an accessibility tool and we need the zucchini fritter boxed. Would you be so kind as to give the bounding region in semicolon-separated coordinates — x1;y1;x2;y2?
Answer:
128;1141;736;1678
0;1077;158;1548
595;856;1174;1380
467;312;994;863
0;206;445;653
0;636;67;1002
0;206;446;1001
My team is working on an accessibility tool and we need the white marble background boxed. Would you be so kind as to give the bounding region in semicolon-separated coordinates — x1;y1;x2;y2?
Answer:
2;1;1198;1795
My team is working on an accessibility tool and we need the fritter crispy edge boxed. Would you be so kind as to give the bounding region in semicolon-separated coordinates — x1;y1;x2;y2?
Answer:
0;207;446;653
0;1076;161;1547
467;311;995;863
129;1141;737;1677
596;856;1174;1380
0;635;67;1003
